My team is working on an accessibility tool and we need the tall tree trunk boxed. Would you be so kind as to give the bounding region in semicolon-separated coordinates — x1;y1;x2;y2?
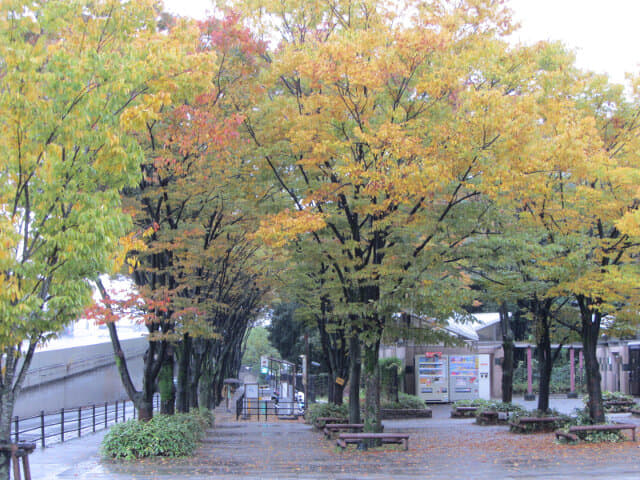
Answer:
499;303;514;403
159;350;175;415
329;381;345;405
316;297;349;406
536;336;552;413
176;334;191;413
0;340;35;480
0;387;14;480
348;333;361;424
98;279;167;421
578;296;604;422
189;352;202;410
363;338;383;447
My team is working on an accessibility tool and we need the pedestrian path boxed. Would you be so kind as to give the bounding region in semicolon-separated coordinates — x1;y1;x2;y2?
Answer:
25;397;640;479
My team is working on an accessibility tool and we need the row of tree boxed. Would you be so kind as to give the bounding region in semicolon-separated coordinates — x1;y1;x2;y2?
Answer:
233;0;640;431
2;2;640;478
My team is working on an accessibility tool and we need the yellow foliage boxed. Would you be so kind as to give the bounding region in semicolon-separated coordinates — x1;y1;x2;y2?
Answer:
254;210;326;247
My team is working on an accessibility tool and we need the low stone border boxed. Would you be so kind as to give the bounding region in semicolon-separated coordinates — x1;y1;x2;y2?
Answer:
381;409;432;419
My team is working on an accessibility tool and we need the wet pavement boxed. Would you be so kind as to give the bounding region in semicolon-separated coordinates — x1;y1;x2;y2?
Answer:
29;396;640;479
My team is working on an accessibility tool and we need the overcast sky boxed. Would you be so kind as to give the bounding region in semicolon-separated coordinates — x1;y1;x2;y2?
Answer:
163;0;640;85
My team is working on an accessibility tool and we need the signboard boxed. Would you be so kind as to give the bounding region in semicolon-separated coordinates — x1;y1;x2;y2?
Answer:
245;383;259;399
478;354;491;400
335;377;345;386
260;356;269;374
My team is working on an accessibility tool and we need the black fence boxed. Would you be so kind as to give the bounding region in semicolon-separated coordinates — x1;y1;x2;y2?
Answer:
236;399;303;421
12;395;160;448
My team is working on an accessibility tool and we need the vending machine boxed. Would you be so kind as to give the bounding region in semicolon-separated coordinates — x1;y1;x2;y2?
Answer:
415;352;449;402
448;355;479;401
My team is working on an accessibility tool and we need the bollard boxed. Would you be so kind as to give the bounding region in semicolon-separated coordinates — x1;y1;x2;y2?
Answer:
40;411;45;448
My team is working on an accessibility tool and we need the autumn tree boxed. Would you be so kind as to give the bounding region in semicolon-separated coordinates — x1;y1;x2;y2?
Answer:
0;0;194;475
233;0;541;430
95;11;272;416
483;56;640;421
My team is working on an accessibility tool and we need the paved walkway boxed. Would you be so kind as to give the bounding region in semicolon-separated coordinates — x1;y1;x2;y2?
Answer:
28;396;640;479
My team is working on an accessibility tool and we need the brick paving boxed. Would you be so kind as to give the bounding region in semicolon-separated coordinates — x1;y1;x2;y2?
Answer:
28;397;640;479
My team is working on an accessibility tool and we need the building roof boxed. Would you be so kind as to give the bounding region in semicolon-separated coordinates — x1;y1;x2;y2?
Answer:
444;313;500;341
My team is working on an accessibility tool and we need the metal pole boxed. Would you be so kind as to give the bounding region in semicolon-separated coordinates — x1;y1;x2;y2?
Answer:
14;416;19;443
92;405;96;433
104;402;108;429
77;407;82;437
40;410;45;448
123;400;125;422
527;346;533;396
305;333;309;408
115;401;118;423
61;408;65;443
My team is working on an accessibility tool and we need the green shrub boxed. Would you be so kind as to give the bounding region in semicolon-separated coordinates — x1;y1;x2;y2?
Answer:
101;410;213;459
581;391;637;413
452;399;492;409
379;357;403;402
305;402;348;425
555;406;626;444
480;401;526;414
381;392;426;410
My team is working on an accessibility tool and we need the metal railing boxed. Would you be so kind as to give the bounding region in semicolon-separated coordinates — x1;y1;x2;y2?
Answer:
12;395;160;448
237;400;304;421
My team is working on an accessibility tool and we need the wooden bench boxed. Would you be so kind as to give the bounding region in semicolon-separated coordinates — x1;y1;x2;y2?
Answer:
509;416;565;433
314;416;347;429
451;406;478;418
337;433;409;451
476;410;511;424
555;423;637;442
0;442;36;480
323;423;364;438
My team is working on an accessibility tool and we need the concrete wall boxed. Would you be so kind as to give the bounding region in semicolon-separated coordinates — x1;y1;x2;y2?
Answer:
15;337;146;417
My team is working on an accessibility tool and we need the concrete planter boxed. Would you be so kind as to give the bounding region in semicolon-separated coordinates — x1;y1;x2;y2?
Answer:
381;408;432;419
